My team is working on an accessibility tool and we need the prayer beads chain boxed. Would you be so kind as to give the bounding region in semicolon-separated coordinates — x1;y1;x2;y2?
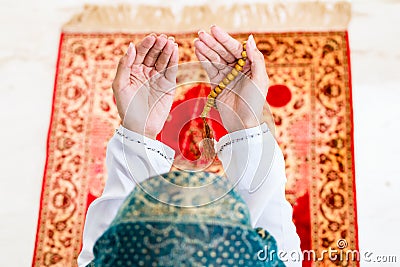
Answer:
200;41;247;118
200;41;247;160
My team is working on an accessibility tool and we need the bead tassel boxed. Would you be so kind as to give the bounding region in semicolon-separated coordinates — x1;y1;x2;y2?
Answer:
200;41;247;160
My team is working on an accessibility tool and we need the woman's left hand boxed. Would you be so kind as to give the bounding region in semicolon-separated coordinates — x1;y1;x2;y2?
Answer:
194;26;271;133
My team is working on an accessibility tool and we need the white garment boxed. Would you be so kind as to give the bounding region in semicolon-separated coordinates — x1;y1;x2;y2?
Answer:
78;123;301;266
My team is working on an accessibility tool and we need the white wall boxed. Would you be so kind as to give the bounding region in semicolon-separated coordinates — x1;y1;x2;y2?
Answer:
0;0;399;266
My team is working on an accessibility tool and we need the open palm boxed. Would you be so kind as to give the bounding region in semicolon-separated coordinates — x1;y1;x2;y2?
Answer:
112;34;178;139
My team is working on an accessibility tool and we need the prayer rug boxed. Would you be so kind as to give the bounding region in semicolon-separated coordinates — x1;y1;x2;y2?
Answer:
32;3;357;267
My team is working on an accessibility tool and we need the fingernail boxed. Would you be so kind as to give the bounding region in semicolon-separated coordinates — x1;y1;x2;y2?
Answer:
198;30;205;35
249;34;256;47
150;33;157;38
210;24;216;29
248;34;254;43
246;36;254;61
246;35;253;52
193;37;199;43
168;36;175;42
160;33;167;38
126;42;133;55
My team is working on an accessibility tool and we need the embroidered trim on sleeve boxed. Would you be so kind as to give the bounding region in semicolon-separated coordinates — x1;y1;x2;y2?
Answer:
115;129;174;161
218;128;270;153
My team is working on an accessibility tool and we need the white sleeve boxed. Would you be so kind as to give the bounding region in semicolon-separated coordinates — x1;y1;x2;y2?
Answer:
216;123;302;266
77;125;175;267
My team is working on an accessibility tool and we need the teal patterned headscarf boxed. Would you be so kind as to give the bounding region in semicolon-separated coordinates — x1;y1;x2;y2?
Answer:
87;171;285;267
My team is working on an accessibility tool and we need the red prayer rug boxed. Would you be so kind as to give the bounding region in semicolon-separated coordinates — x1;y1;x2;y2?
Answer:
32;4;357;267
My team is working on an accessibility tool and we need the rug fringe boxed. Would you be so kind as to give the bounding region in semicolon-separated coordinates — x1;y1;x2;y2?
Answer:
63;1;351;33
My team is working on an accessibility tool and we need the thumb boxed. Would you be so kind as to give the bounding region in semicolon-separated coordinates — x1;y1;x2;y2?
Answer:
246;35;268;93
112;42;136;91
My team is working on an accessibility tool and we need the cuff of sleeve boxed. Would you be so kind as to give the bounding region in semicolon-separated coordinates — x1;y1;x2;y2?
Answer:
216;123;270;153
115;125;175;163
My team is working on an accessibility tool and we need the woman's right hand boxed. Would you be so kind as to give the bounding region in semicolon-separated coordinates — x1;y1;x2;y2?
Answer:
112;34;179;139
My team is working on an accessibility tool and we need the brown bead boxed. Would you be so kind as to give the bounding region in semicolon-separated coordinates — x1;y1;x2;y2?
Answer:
241;51;247;58
210;90;218;98
218;82;226;89
238;58;246;67
243;44;246;50
223;78;230;85
215;86;222;94
231;68;239;77
235;64;243;71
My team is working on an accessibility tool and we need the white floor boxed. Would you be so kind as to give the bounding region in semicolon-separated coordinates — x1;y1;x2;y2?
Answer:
0;0;399;266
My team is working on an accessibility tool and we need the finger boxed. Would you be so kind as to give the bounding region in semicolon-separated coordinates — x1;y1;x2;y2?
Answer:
143;34;168;67
247;35;269;94
113;42;136;90
210;25;242;58
133;35;157;65
194;38;226;70
198;30;236;63
165;44;179;83
155;38;175;72
194;48;219;80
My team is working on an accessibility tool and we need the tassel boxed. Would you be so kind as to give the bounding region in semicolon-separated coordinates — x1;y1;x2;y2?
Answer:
63;3;351;33
201;117;216;160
